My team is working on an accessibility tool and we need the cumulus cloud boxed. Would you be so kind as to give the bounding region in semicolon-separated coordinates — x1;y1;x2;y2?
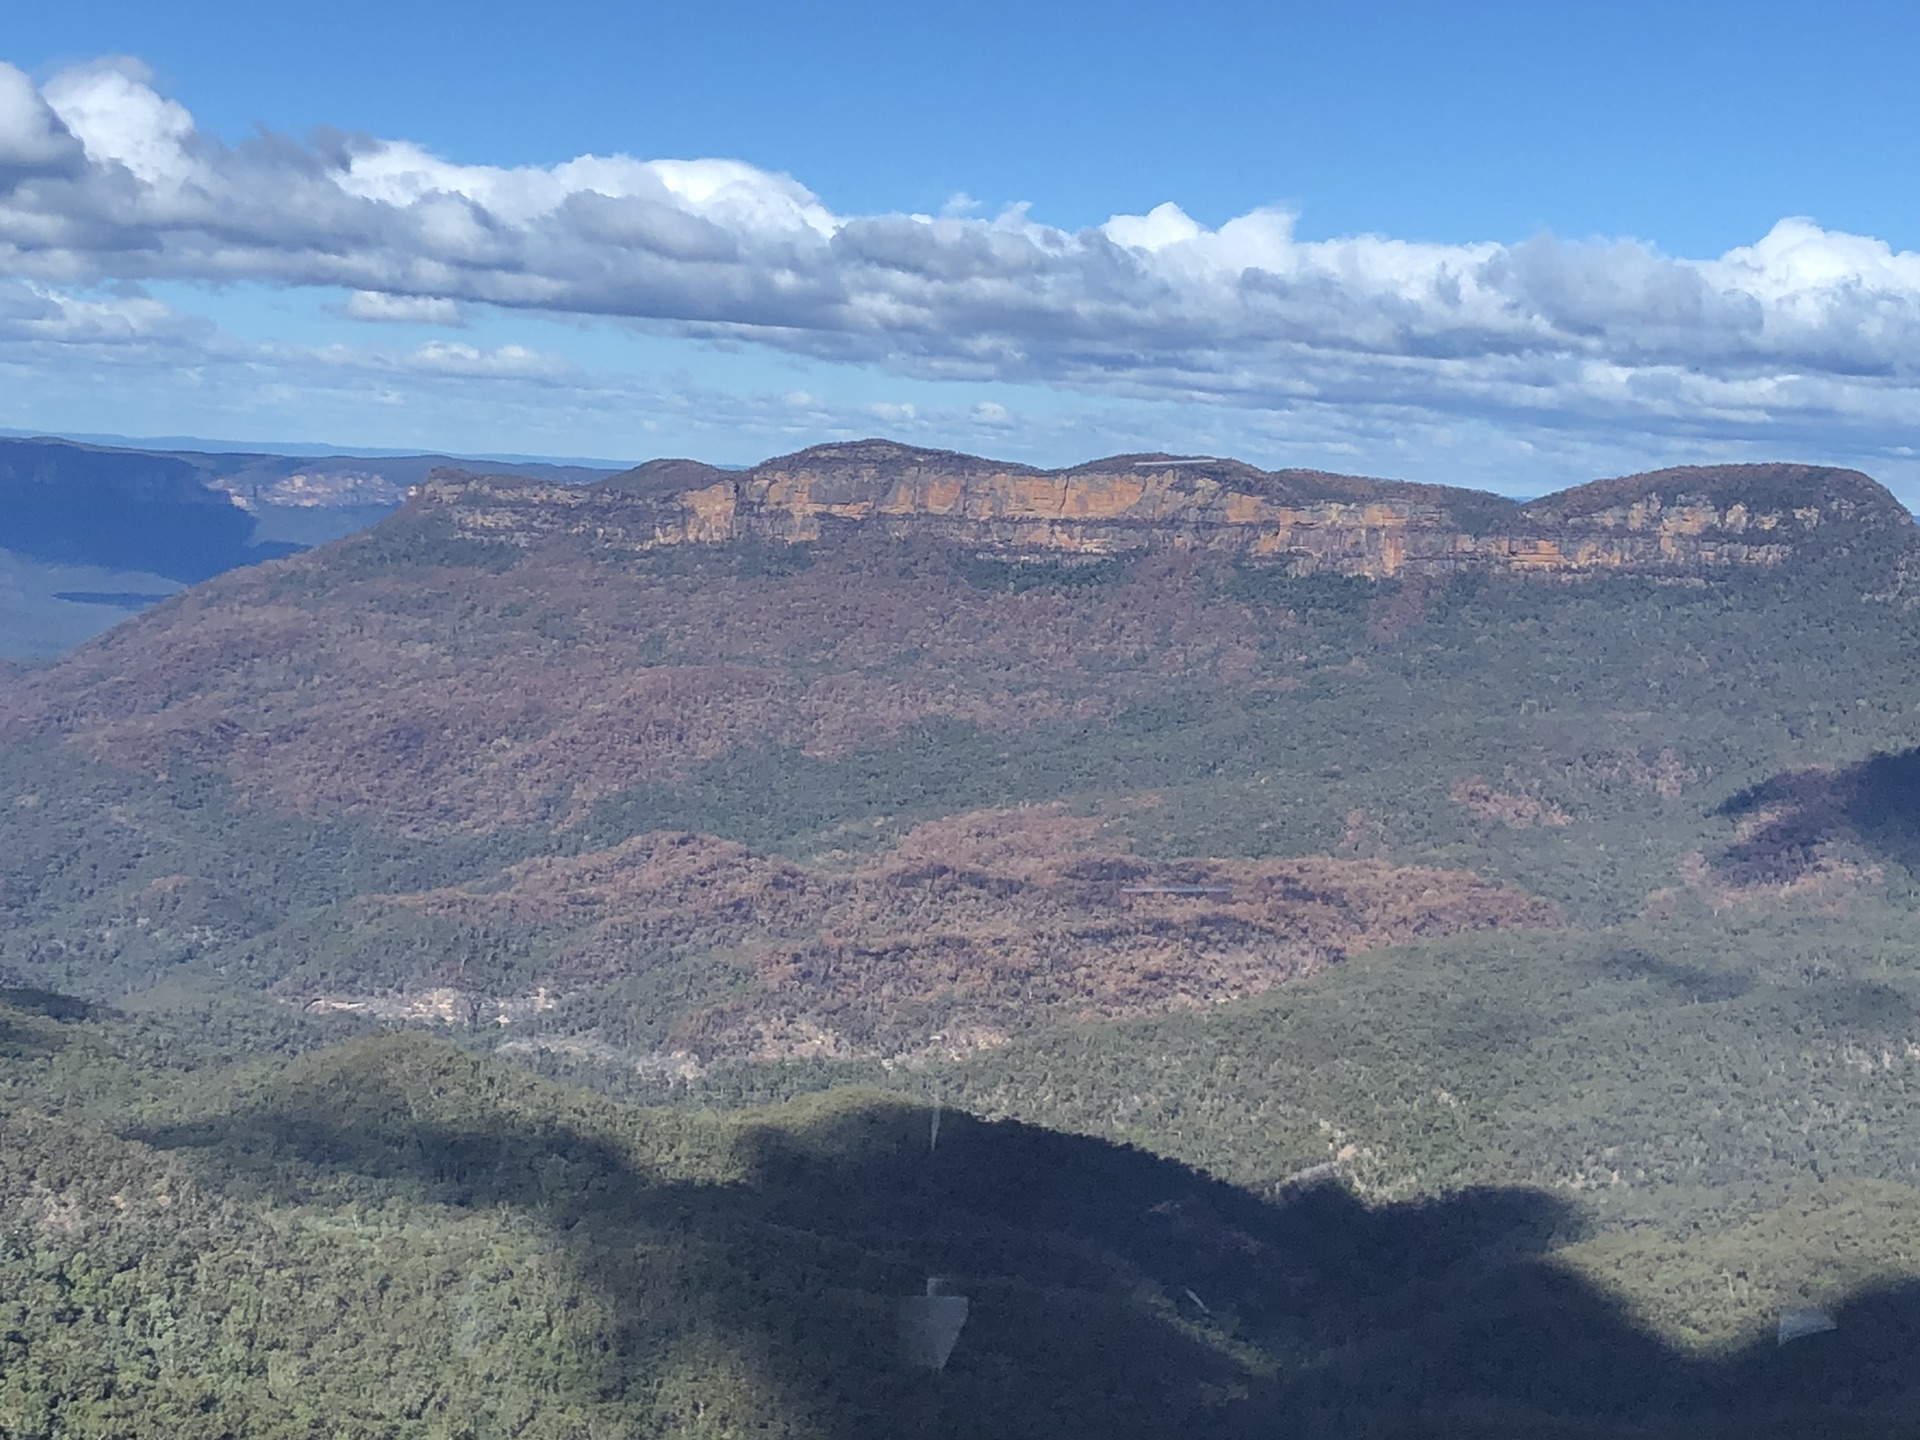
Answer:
5;58;1920;456
41;59;195;189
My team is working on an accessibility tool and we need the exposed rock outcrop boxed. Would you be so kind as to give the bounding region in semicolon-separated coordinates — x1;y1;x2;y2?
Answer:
414;442;1911;579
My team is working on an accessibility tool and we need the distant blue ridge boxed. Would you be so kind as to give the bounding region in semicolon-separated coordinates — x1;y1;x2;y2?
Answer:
0;439;298;583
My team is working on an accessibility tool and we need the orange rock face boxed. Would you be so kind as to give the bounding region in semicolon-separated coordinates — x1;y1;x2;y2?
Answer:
419;443;1908;580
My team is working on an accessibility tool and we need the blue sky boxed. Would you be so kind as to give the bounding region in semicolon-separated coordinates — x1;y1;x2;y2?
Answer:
4;1;1920;493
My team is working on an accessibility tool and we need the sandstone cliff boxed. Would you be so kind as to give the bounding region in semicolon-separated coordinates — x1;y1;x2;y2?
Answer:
413;442;1912;579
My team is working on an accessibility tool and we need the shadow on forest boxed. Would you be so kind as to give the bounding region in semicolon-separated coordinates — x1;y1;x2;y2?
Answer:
0;985;102;1022
0;986;98;1057
1580;948;1755;1004
1716;746;1920;883
0;1015;58;1057
135;1038;1920;1439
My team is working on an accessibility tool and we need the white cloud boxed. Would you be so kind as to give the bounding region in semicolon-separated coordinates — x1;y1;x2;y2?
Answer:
400;341;565;378
293;338;570;380
1101;201;1205;252
5;57;1920;465
41;59;195;189
343;290;465;325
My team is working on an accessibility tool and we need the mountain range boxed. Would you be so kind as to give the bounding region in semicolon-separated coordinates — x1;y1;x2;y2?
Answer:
4;439;1920;1435
427;440;1906;577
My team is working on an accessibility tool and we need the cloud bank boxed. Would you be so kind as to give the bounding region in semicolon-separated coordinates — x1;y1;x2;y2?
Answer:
5;57;1920;465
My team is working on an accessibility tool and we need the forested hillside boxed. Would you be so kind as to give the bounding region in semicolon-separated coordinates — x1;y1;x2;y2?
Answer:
3;447;1920;1433
6;1001;1918;1437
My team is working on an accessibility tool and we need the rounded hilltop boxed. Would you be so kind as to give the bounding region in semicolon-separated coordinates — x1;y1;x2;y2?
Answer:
1517;462;1912;529
594;456;734;498
755;438;1045;481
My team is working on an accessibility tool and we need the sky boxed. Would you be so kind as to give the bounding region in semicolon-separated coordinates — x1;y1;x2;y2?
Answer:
4;0;1920;494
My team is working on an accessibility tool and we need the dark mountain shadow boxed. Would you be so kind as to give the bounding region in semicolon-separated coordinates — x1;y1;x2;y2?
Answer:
133;1037;1920;1438
0;984;98;1057
1715;746;1920;882
1581;948;1754;1003
0;984;103;1021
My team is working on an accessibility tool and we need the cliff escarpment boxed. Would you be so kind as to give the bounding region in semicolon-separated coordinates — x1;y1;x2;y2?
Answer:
415;442;1912;579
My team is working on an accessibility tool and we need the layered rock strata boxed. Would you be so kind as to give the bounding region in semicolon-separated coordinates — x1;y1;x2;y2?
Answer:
416;441;1911;579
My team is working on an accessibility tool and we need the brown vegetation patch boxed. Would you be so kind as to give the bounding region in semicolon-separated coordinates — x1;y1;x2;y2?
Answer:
884;803;1116;870
1558;747;1698;800
1449;779;1571;829
380;806;1561;1062
0;541;1278;836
